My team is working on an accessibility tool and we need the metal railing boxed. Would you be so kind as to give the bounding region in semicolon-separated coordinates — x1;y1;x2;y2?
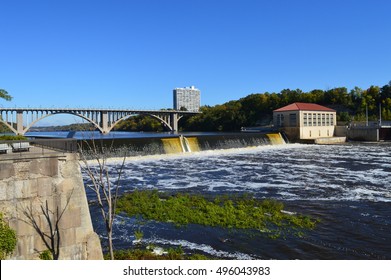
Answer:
348;121;391;128
30;138;78;153
0;139;78;158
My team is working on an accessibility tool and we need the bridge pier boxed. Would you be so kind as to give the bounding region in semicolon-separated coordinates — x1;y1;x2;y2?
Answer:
16;111;24;135
100;111;109;134
170;112;178;132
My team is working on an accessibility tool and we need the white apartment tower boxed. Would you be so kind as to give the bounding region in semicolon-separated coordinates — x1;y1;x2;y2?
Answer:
173;86;201;112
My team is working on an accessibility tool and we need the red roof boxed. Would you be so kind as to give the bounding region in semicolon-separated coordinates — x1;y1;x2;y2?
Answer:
273;102;335;112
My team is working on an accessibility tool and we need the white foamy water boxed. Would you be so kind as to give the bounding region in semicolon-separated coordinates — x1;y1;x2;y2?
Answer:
85;143;391;202
141;238;254;260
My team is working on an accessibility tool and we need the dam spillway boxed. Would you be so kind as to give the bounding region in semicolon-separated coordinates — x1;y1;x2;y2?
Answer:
77;132;286;157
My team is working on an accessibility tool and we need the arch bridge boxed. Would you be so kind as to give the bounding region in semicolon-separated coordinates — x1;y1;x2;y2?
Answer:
0;108;198;135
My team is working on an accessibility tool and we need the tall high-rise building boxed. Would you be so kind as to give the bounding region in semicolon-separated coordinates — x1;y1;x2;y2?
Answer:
173;86;201;112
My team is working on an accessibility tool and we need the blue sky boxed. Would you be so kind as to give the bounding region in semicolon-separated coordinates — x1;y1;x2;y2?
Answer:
1;0;390;115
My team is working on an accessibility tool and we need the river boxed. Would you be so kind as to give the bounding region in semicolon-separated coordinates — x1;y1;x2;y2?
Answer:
82;141;391;260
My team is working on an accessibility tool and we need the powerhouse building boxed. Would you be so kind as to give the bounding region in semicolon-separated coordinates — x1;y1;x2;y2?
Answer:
273;102;337;140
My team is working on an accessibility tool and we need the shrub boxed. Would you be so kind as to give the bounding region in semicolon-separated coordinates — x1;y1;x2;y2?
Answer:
39;250;53;260
0;135;28;141
0;213;17;260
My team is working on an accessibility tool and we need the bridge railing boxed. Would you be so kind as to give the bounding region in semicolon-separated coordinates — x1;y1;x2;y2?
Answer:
30;139;78;153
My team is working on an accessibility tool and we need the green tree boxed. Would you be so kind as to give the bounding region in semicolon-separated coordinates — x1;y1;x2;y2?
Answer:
239;94;268;126
337;111;352;122
324;87;351;105
380;81;391;120
307;89;325;104
0;89;12;101
114;115;164;132
0;89;13;132
0;213;17;260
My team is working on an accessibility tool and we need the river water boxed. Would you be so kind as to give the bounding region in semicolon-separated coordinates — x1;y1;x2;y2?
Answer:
84;142;391;260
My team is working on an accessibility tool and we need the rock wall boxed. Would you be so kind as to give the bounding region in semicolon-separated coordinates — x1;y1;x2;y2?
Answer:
0;153;103;260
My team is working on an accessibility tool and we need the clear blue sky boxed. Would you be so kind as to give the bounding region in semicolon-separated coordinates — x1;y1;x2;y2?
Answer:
1;0;390;112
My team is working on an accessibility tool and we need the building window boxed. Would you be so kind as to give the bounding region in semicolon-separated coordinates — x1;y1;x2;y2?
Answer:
330;114;334;126
277;114;284;127
322;113;325;126
326;114;330;126
303;113;308;126
308;113;312;126
289;113;297;127
317;113;321;126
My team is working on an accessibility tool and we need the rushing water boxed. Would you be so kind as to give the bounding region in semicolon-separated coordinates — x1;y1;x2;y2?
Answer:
84;142;391;259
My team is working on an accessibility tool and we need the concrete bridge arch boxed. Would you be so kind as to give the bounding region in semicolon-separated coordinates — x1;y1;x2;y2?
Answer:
21;112;103;135
0;108;196;135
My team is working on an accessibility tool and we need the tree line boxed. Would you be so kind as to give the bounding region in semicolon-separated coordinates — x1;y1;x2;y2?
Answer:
180;81;391;131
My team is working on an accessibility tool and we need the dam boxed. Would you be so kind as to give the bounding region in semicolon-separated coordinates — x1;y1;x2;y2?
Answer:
77;132;286;157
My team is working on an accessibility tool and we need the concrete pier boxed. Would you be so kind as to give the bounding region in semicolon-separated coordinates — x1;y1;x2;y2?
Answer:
314;137;347;145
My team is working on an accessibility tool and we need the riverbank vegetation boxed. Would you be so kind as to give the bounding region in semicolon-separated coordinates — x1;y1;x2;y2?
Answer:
116;190;317;239
181;81;391;131
115;115;163;132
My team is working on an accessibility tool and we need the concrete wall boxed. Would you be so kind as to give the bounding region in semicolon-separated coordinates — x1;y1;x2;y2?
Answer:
314;137;346;144
380;128;391;140
335;126;348;137
299;126;335;139
0;153;103;260
347;127;379;142
280;127;300;142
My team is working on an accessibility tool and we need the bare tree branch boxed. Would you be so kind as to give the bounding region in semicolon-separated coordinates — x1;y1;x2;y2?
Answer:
20;188;74;260
79;137;127;260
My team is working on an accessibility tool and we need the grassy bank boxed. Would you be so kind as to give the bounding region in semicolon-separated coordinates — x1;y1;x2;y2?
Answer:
106;246;212;260
116;190;318;239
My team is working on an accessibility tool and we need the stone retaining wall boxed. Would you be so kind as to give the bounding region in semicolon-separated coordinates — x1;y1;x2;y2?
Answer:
0;153;103;260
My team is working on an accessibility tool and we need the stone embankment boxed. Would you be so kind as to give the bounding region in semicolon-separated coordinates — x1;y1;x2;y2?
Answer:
0;151;102;260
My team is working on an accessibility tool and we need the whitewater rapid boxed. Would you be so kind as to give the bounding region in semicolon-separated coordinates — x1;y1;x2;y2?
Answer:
83;142;391;259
